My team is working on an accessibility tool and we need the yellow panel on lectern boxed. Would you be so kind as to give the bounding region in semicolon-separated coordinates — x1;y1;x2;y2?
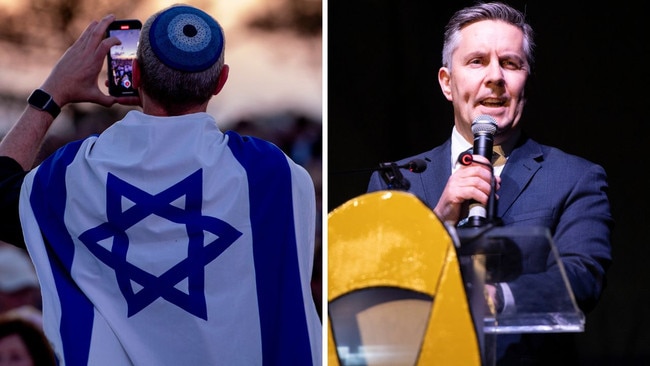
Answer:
328;191;447;299
327;191;480;366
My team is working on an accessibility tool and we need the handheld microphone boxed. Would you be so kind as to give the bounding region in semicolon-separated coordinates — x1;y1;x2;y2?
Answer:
463;114;497;227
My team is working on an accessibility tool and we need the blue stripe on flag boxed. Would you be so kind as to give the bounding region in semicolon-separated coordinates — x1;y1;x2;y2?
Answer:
30;139;95;366
226;131;313;366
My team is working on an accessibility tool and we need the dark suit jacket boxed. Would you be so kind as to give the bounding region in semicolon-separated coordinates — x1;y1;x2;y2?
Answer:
368;134;613;364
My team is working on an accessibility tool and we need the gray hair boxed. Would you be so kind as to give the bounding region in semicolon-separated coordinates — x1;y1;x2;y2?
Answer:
441;2;535;72
137;6;226;114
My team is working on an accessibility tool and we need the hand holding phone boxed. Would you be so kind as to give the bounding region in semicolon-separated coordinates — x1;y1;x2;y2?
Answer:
106;19;142;97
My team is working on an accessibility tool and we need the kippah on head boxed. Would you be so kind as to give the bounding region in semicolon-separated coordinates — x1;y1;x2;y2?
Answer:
149;5;224;72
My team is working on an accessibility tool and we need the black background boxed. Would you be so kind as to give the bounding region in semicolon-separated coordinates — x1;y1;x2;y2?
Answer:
328;1;647;364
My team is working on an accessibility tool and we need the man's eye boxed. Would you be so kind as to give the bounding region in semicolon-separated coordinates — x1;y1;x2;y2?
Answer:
502;60;522;70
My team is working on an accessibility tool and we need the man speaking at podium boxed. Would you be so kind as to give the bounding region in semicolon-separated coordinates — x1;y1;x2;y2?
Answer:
368;2;613;364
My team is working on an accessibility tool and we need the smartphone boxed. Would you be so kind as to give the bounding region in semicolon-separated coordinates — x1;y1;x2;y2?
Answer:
106;19;142;97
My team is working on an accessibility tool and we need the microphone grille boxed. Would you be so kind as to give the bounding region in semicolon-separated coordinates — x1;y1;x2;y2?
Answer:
471;115;497;135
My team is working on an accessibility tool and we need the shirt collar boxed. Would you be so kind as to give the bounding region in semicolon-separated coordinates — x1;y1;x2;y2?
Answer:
451;126;472;173
450;126;520;175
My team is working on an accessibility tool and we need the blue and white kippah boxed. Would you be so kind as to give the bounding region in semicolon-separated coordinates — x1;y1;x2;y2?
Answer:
149;5;224;72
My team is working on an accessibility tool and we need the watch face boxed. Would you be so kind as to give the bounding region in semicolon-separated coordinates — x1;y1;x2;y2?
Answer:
28;89;52;109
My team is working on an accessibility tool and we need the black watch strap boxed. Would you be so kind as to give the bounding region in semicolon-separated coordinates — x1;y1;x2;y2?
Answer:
27;89;61;118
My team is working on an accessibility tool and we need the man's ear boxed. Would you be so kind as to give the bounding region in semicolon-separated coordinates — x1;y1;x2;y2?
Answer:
214;64;229;95
438;67;453;102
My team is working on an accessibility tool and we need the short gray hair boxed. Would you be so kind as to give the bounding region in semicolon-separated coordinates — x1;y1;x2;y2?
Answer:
441;2;535;73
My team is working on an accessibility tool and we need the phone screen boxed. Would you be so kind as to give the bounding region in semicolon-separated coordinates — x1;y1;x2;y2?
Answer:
106;20;142;97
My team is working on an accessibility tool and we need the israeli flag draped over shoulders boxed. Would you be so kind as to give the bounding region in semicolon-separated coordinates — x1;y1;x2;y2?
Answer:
19;110;321;366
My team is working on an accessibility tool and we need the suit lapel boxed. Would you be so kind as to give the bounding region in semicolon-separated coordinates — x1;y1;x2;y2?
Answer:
496;136;543;217
417;140;452;209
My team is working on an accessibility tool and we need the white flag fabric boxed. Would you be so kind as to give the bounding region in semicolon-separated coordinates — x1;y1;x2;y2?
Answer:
19;111;321;366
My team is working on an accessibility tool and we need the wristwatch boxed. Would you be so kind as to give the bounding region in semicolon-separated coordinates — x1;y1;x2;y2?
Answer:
27;89;61;118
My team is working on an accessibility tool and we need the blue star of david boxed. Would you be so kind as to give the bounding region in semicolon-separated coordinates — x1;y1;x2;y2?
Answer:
78;169;242;320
